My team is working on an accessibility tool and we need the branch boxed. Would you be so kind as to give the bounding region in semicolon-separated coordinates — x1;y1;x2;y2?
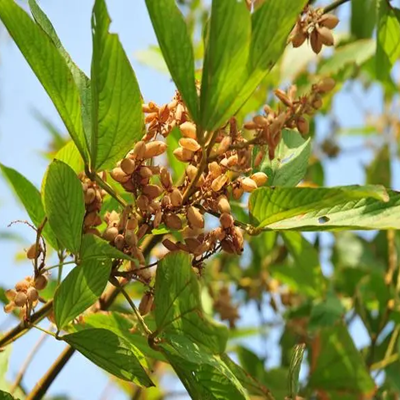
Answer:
323;0;350;13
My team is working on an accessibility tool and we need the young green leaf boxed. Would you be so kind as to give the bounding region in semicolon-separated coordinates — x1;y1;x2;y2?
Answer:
80;234;135;262
0;0;88;160
91;0;144;171
28;0;92;145
166;127;186;182
54;141;85;174
160;336;249;400
0;164;58;250
376;0;400;81
62;328;154;387
309;325;375;397
366;144;391;187
43;160;85;253
259;130;311;187
351;0;376;39
54;259;111;329
145;0;199;122
200;0;251;132
154;251;228;354
249;185;400;231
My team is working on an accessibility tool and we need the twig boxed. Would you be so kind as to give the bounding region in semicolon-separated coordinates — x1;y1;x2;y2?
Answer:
323;0;350;13
94;174;127;208
10;329;49;394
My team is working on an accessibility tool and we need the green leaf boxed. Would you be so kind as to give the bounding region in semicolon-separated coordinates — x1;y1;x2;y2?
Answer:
0;391;16;400
43;160;85;253
154;251;228;354
0;345;11;389
91;0;144;171
166;127;186;182
259;130;311;187
62;328;154;387
0;0;88;160
135;45;169;75
249;185;400;231
309;325;375;397
288;344;305;399
0;163;58;250
277;232;325;298
28;0;92;145
200;0;250;132
308;292;345;331
376;1;400;81
145;0;199;122
54;141;85;174
54;258;111;329
160;336;249;400
80;234;134;262
351;0;377;39
366;144;391;187
319;39;376;76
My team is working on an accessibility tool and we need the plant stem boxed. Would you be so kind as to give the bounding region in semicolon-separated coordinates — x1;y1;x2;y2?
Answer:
94;174;127;207
323;0;350;13
43;260;76;272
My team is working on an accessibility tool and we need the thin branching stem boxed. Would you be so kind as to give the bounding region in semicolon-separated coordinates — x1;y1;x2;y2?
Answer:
323;0;350;13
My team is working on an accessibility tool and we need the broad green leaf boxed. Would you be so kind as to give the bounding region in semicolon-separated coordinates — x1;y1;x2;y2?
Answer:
259;130;311;187
91;0;144;171
308;292;345;331
0;164;58;250
43;160;85;252
249;185;400;231
145;0;199;122
319;39;376;76
376;1;400;81
80;234;135;262
62;328;154;387
28;0;92;145
166;127;186;182
154;251;228;354
288;344;305;399
54;258;111;329
366;144;391;187
279;232;325;297
351;0;377;39
0;391;16;400
0;0;87;160
0;346;11;389
228;0;307;125
75;311;165;362
200;0;251;132
309;325;375;397
160;336;249;400
55;141;85;174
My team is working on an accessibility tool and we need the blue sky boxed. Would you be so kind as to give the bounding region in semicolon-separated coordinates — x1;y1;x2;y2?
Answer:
0;1;398;399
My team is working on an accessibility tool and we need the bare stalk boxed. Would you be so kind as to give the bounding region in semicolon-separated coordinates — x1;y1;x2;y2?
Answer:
323;0;350;13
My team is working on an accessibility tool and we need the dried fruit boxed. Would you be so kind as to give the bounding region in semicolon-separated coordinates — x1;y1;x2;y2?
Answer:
139;292;154;316
317;26;334;46
162;238;178;251
251;172;268;187
137;195;150;211
142;184;163;199
179;138;201;152
164;213;182;230
15;279;30;292
170;188;183;207
220;213;234;229
211;175;228;192
316;77;335;93
34;275;48;290
187;206;204;229
143;141;167;159
217;195;231;214
125;229;138;247
139;166;153;178
173;147;193;162
310;29;323;54
110;167;130;183
241;177;258;192
84;188;96;204
318;13;339;29
103;226;119;242
14;291;27;307
120;158;135;175
133;141;147;158
114;234;125;250
296;117;309;135
186;165;198;181
160;167;172;189
26;287;39;304
26;243;40;260
180;121;197;139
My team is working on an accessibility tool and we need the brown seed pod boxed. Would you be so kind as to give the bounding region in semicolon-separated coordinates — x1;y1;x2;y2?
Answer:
160;167;173;189
251;172;268;187
114;234;125;250
173;147;194;162
213;227;226;241
253;115;268;127
220;213;234;229
110;167;130;183
126;217;138;231
102;226;119;242
138;292;154;316
153;209;163;228
316;77;335;93
292;29;307;48
317;26;334;46
274;89;292;107
137;194;150;211
179;138;200;152
232;185;244;200
318;13;339;29
218;136;232;154
137;224;149;240
254;151;264;168
187;206;204;229
162;238;179;251
170;188;183;207
164;213;182;230
243;121;258;130
217;195;231;214
211;175;228;192
5;289;17;301
208;162;222;179
120;158;136;175
139;166;153;178
161;194;171;208
296;117;309;135
143;141;167;159
180;121;197;139
142;184;163;199
14;291;27;307
125;229;138;247
233;227;244;253
26;287;39;304
133;141;147;159
241;177;258;192
221;239;236;254
34;275;48;291
226;154;239;168
310;29;323;54
15;279;29;293
186;165;198;181
4;302;15;313
311;94;323;109
185;237;202;254
84;188;96;205
26;243;40;260
84;211;100;227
